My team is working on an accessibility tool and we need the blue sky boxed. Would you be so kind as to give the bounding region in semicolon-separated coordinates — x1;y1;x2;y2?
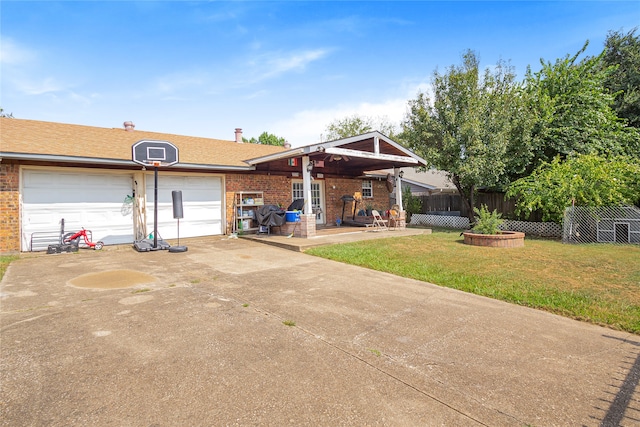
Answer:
1;1;638;147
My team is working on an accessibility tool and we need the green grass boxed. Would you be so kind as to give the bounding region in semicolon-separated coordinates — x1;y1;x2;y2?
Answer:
0;255;18;281
307;230;640;334
283;320;296;327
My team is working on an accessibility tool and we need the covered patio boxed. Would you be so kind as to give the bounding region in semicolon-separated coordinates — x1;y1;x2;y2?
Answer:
245;131;427;238
241;224;429;252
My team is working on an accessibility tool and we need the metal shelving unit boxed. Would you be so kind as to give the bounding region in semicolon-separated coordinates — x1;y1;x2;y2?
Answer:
233;191;264;233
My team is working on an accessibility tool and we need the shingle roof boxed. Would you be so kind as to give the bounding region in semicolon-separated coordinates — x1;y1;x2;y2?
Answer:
0;118;284;168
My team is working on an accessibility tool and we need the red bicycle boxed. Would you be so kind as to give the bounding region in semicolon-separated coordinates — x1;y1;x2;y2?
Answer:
63;228;104;250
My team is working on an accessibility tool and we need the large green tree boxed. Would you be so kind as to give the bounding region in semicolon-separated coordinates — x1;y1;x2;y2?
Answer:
243;131;286;146
402;50;533;221
524;42;640;168
324;114;397;140
507;154;640;224
601;27;640;128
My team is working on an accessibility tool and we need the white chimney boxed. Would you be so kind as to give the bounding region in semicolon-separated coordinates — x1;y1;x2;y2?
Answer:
235;128;243;143
284;140;291;149
124;121;135;131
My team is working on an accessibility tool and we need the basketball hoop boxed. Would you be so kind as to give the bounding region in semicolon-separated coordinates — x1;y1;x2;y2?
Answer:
132;140;179;167
131;140;179;252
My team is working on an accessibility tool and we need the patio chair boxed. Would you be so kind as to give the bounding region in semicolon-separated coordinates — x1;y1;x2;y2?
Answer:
389;205;406;230
367;210;389;231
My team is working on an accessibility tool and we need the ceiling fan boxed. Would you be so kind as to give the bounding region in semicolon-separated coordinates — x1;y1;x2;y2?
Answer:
325;153;350;162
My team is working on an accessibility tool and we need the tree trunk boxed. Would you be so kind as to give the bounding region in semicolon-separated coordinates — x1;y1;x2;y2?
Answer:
452;176;476;224
467;187;476;224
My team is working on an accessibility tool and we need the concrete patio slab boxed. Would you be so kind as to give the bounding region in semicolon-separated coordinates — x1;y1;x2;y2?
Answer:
1;237;638;426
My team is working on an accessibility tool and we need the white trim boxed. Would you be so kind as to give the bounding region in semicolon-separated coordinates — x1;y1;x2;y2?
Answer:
246;131;427;166
292;179;325;225
1;152;254;171
244;148;305;164
324;147;419;164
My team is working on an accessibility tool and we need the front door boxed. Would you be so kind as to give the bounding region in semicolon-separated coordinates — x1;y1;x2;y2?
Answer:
292;180;325;225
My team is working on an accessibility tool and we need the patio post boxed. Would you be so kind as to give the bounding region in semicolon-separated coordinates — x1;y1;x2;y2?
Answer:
302;156;313;215
394;167;403;211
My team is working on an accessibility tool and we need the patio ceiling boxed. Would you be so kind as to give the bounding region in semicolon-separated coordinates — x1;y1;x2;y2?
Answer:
245;132;426;177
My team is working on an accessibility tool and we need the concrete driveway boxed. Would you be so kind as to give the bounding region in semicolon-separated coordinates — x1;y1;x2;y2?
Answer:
1;237;638;426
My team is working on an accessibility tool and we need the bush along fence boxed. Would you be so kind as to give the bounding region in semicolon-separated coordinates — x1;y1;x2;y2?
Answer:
563;205;640;245
419;192;545;221
413;192;559;237
410;213;563;238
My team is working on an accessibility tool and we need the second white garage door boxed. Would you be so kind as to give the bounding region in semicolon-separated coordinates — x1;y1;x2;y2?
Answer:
144;174;223;239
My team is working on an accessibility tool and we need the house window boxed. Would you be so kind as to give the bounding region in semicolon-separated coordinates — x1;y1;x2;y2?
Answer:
292;182;304;200
362;180;373;198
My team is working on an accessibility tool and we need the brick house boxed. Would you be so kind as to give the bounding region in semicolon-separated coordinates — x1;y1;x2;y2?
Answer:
0;118;426;253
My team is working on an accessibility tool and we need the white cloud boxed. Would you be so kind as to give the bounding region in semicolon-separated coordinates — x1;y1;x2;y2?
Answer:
269;49;327;74
246;48;330;83
269;79;433;146
272;97;409;147
0;38;36;65
13;76;66;96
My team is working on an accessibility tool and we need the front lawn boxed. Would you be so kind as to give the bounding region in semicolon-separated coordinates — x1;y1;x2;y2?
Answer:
0;255;18;281
306;230;640;334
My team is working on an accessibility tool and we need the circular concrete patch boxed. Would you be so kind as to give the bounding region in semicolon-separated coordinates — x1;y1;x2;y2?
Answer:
69;270;156;289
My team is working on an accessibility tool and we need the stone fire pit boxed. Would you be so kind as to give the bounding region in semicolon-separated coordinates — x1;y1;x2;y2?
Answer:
463;231;525;248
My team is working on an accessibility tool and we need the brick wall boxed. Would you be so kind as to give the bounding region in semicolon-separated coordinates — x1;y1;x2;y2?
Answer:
225;173;292;234
324;177;391;224
225;173;393;232
0;162;20;253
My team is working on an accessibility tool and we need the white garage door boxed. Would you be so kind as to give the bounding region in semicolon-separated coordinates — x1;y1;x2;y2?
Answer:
22;169;135;250
144;174;222;239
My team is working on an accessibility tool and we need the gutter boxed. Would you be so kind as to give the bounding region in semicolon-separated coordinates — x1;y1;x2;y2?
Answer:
244;147;305;165
0;152;256;171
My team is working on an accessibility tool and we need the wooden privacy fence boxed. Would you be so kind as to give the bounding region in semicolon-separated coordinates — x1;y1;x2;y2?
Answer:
419;193;544;222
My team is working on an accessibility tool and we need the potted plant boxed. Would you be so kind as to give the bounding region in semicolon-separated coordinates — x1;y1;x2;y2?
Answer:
463;205;525;247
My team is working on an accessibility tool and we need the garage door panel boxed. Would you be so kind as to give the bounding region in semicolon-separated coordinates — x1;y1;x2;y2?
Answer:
145;175;222;239
22;170;134;251
23;172;133;204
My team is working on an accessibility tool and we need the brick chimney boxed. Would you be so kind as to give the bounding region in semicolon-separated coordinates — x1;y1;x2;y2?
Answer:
235;128;243;143
124;121;135;131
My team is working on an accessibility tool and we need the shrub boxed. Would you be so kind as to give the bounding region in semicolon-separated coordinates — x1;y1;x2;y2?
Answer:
472;205;504;234
402;186;422;222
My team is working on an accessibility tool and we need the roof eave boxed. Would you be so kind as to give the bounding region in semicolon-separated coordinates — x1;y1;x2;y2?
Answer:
0;152;255;171
245;131;427;167
401;178;438;190
244;147;306;165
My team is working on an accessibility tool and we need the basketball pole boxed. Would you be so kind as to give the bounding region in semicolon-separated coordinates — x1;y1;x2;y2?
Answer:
153;166;158;249
131;139;179;252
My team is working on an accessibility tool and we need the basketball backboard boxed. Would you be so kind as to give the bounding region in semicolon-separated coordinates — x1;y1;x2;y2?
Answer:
132;140;179;167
